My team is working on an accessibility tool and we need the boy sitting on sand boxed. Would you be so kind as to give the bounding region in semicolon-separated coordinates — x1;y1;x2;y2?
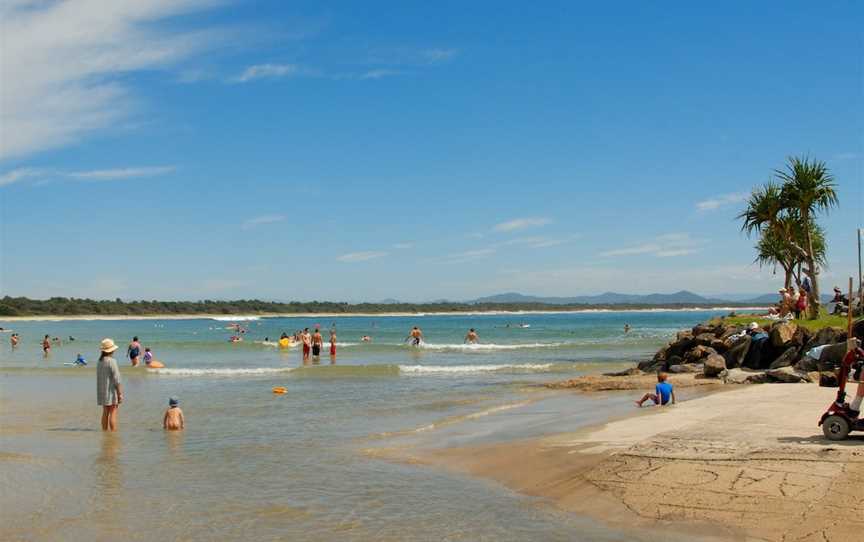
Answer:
635;372;676;408
163;397;185;431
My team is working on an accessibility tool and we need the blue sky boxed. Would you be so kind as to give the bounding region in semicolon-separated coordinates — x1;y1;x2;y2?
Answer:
1;0;861;301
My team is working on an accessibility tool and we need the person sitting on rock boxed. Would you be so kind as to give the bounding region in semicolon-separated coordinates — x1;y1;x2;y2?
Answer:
635;372;676;408
742;322;770;369
831;287;849;316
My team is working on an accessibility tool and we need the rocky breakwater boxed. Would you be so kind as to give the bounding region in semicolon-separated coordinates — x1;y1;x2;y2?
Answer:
639;319;864;385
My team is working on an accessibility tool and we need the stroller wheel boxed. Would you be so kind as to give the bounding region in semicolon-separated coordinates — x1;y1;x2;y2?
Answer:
822;415;851;441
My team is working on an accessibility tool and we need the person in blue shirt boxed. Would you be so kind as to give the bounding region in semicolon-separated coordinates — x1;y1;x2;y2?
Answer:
635;372;676;407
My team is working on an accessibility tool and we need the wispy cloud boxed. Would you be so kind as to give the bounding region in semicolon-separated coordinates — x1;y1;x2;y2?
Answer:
496;235;577;249
242;214;286;230
600;233;702;258
67;166;177;180
695;192;748;212
337;251;388;263
0;168;44;187
0;1;225;161
422;48;459;63
392;242;414;250
360;69;401;80
0;165;176;187
493;217;552;233
232;63;299;83
431;248;497;265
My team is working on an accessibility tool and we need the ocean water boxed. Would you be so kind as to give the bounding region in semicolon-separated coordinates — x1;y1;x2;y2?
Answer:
0;310;735;541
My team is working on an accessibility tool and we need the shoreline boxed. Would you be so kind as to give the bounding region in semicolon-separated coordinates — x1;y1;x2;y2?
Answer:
0;306;768;323
405;382;864;541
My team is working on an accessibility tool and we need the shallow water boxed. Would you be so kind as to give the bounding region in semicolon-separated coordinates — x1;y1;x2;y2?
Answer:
0;310;736;541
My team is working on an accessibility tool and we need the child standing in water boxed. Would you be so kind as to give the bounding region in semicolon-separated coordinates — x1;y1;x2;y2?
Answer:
143;347;153;366
163;397;185;431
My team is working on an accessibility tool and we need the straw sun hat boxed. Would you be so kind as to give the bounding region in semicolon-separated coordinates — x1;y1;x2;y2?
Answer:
100;338;119;353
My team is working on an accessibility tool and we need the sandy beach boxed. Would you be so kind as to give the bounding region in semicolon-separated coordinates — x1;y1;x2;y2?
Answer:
0;307;769;323
402;383;864;541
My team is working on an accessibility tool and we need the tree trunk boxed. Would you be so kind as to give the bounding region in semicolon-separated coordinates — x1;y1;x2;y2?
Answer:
803;211;820;319
783;265;793;290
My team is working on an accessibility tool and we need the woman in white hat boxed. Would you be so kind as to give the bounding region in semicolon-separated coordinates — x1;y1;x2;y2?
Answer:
97;338;124;431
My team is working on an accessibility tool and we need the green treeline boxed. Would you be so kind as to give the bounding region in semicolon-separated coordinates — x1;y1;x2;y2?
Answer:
0;296;752;317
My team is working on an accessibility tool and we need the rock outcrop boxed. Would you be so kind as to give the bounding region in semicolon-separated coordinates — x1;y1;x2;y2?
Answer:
639;318;851;384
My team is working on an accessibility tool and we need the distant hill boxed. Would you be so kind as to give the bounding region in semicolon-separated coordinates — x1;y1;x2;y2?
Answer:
472;291;837;306
473;291;731;306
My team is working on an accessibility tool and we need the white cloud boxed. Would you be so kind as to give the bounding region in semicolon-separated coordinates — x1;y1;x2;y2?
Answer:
0;168;46;186
0;0;223;161
337;251;388;263
422;48;459;63
695;192;748;212
431;248;497;264
233;63;299;83
600;233;702;258
67;166;177;180
241;214;286;230
360;69;401;80
493;217;552;233
0;165;176;187
496;236;575;249
392;242;414;249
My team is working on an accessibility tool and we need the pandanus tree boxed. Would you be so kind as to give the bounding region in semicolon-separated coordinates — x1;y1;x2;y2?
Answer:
753;218;826;290
739;157;837;319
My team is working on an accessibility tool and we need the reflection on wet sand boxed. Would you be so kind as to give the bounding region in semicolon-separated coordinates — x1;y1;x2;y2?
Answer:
95;433;123;498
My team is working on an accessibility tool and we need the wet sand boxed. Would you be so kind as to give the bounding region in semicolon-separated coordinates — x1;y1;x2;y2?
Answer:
411;383;864;541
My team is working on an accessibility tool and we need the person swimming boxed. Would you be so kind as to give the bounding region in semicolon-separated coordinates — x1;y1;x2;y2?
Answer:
464;328;479;344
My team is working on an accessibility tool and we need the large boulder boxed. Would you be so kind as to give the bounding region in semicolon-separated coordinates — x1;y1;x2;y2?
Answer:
795;352;820;372
766;366;810;383
684;345;717;364
703;354;726;377
805;327;844;349
709;338;728;353
768;346;800;369
770;322;798;347
692;333;717;347
637;359;658;372
722;368;768;384
667;332;696;358
691;324;714;336
719;326;742;342
723;335;751;369
818;342;849;370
